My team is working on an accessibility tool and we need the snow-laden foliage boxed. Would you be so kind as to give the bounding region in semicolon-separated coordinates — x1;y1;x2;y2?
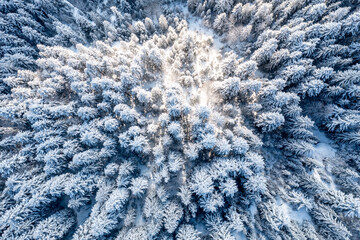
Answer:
0;0;145;94
1;0;360;239
0;17;265;239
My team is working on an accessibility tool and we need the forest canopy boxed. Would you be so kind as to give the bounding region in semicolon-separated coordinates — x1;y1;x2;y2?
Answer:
1;0;360;239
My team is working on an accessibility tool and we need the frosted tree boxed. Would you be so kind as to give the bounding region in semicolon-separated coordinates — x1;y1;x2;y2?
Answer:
176;224;201;240
159;15;169;33
164;201;184;233
255;112;285;132
251;38;278;66
213;13;229;34
214;0;234;14
2;1;360;239
32;209;76;240
231;3;243;24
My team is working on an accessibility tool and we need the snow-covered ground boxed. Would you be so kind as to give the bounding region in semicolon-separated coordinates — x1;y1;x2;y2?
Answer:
76;199;93;226
312;127;338;191
180;4;223;50
313;127;336;160
234;232;247;240
276;196;312;224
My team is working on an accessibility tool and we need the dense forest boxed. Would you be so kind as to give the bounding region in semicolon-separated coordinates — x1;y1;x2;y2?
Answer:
1;0;360;239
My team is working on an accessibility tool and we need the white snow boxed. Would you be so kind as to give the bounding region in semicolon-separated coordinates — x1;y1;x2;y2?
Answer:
234;232;247;240
249;202;258;217
313;127;332;144
199;80;212;106
180;5;223;50
313;168;323;182
288;206;312;223
312;127;338;191
312;127;336;161
276;197;312;224
313;143;336;161
195;222;209;236
76;202;93;226
135;207;145;226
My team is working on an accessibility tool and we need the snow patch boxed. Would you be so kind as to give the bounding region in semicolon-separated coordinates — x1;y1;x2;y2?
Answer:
313;143;336;160
76;203;93;226
276;197;312;224
195;222;209;236
313;127;332;144
181;4;223;50
234;232;247;240
199;81;212;106
312;127;338;191
249;203;257;217
312;127;336;160
135;210;145;226
288;206;312;223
